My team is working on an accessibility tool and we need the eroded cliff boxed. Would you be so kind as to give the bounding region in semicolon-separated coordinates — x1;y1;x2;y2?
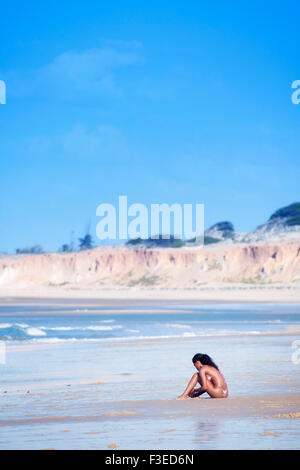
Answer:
1;242;300;289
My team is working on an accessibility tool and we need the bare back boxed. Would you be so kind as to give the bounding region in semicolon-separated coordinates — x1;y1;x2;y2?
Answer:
199;365;228;398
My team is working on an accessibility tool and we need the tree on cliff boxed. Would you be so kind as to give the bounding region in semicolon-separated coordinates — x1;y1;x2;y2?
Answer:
16;245;44;254
59;244;73;253
59;231;76;253
78;233;94;251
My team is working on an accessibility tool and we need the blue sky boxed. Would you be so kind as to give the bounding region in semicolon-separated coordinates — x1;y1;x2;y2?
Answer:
0;1;300;252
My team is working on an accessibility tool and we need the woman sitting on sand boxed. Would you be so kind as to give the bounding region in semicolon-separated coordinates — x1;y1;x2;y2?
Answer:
177;353;228;399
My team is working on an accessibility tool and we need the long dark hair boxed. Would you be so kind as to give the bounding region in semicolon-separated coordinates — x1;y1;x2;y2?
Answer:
192;353;219;370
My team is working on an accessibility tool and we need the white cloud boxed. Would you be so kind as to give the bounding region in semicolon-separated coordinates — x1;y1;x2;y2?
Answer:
59;124;128;161
8;45;143;101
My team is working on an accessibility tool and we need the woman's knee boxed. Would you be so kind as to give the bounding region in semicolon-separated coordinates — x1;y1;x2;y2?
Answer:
191;373;198;383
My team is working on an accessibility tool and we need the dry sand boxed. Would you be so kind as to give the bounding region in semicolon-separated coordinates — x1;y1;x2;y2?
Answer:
0;284;300;304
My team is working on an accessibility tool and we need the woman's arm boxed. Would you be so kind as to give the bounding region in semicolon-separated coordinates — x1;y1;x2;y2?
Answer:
177;368;208;399
190;387;207;397
193;367;208;396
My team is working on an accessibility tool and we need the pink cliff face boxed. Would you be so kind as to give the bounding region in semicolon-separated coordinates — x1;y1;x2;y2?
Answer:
0;243;299;289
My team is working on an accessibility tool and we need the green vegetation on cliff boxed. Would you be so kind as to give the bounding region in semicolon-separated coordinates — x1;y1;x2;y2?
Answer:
126;234;186;248
269;203;300;226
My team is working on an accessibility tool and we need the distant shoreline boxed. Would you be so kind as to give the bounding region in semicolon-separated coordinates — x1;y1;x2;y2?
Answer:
0;284;300;306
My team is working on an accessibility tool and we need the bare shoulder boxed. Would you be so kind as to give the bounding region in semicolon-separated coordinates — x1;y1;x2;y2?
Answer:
204;365;221;377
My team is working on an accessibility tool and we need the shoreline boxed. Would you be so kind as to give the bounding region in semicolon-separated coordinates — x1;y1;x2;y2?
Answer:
3;328;300;356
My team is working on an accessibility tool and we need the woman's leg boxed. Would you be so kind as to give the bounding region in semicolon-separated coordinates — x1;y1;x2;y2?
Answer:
177;373;201;399
205;381;228;398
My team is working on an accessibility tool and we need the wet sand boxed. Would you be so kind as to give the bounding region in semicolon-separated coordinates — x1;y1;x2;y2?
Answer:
0;332;299;449
1;393;299;426
0;384;299;449
0;298;299;449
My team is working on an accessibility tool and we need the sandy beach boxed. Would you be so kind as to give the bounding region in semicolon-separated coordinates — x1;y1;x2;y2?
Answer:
0;299;299;450
0;283;300;304
1;390;299;450
2;0;300;453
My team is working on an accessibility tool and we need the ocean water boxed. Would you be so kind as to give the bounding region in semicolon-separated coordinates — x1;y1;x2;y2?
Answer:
0;302;300;344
